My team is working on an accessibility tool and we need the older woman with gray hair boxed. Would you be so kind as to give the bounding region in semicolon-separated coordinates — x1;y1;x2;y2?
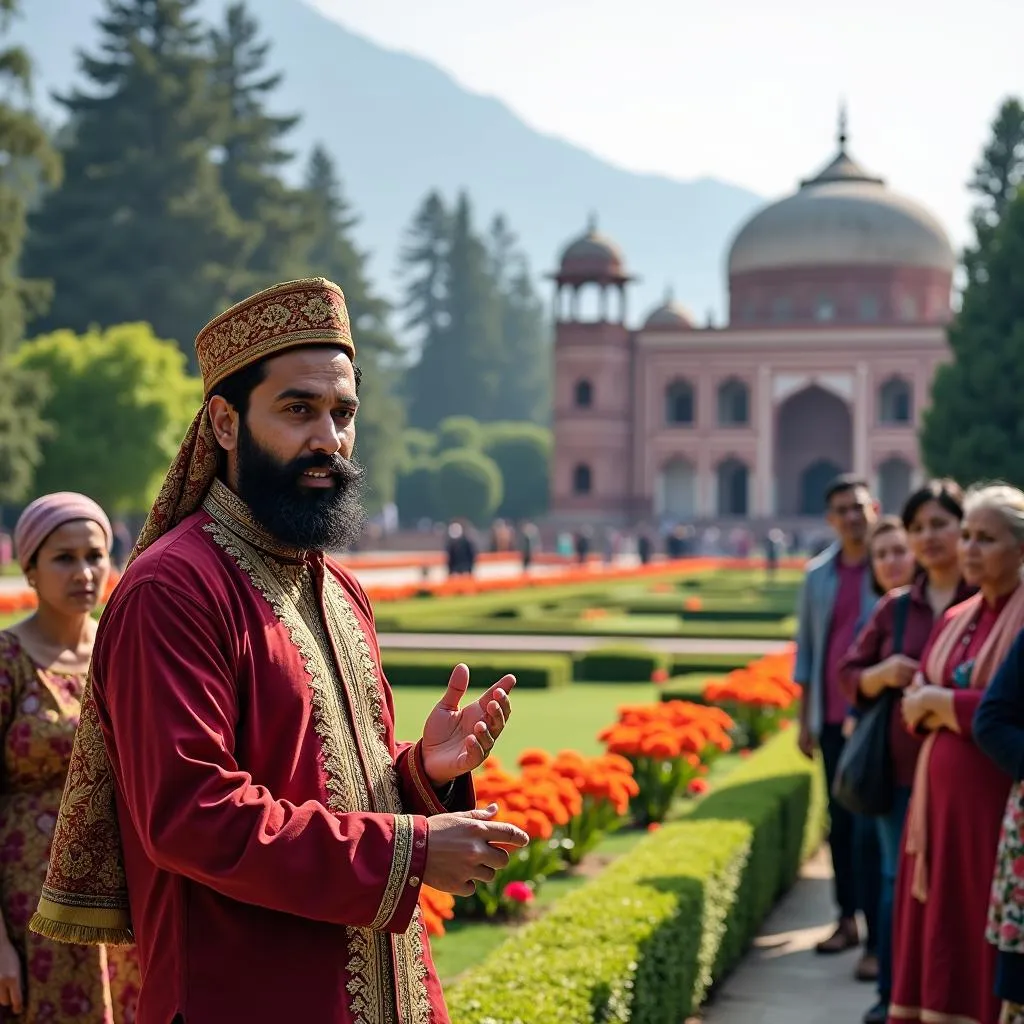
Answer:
889;483;1024;1024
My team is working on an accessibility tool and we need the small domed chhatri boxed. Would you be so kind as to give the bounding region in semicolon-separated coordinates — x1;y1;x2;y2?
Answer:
643;288;695;331
548;107;955;529
558;214;628;281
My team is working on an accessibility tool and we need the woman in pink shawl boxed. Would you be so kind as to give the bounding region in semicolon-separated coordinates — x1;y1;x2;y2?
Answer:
889;484;1024;1024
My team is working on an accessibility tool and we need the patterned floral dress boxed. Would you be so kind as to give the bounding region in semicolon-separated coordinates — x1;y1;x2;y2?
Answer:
0;631;139;1023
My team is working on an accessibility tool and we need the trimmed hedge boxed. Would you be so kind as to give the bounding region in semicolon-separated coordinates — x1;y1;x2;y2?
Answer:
571;645;670;682
658;673;722;703
381;651;572;689
669;653;750;675
443;733;826;1023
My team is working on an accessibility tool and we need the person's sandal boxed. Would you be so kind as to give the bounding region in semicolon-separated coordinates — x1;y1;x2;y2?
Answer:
855;952;879;982
815;919;860;954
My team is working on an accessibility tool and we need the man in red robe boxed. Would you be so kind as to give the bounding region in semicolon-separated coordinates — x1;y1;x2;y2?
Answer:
31;279;529;1023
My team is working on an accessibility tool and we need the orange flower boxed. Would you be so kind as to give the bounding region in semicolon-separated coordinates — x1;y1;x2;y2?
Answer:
419;885;455;937
518;748;552;769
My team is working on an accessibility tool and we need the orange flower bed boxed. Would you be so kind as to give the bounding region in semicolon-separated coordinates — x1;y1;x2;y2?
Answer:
452;749;638;918
598;701;733;825
702;646;800;748
0;572;121;616
419;885;456;937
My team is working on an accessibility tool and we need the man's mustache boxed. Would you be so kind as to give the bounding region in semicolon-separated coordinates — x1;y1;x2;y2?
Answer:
290;454;365;485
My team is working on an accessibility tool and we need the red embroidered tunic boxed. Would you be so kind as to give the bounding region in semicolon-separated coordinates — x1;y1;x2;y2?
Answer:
90;482;473;1024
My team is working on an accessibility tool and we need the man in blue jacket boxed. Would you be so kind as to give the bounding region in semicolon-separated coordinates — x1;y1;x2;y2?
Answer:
795;474;880;974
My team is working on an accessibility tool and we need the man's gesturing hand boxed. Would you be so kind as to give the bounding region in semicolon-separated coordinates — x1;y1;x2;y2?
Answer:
421;664;515;786
423;804;529;897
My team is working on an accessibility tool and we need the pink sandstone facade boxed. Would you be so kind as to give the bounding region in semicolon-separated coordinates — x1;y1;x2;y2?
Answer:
550;122;956;528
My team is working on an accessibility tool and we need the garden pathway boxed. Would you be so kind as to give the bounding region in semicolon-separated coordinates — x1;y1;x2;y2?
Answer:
378;633;789;656
701;848;870;1024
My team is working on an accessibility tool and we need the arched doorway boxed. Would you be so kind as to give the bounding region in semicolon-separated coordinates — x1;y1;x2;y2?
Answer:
879;456;913;513
717;458;749;517
655;458;696;521
775;385;853;516
800;459;844;517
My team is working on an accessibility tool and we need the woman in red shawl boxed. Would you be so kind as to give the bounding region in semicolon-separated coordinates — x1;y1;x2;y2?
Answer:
889;484;1024;1024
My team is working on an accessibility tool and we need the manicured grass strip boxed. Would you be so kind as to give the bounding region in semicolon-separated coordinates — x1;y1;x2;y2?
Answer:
443;733;826;1023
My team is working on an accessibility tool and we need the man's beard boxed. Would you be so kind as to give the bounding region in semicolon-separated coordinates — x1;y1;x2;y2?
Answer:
235;422;367;552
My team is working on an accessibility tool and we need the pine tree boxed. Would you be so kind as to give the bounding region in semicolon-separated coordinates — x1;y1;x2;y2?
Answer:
487;214;549;423
443;193;502;422
400;191;452;427
921;174;1024;484
23;0;251;358
211;2;311;288
302;144;402;511
0;0;61;502
964;98;1024;284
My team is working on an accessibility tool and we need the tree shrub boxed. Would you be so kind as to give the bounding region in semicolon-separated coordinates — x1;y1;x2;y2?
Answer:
436;415;483;452
395;459;437;526
482;421;551;520
432;448;503;526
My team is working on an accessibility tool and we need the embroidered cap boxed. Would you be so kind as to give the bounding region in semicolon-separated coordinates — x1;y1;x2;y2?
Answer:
196;278;355;395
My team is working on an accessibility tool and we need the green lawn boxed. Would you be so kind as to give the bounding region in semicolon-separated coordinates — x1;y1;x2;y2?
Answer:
390;681;663;764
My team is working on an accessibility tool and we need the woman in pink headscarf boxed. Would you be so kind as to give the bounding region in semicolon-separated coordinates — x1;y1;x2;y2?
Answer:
0;493;138;1022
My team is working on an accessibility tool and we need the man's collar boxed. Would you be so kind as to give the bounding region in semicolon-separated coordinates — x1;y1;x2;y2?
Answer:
202;478;308;563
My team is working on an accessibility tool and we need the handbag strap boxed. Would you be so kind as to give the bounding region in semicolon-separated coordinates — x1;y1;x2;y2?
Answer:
891;591;912;655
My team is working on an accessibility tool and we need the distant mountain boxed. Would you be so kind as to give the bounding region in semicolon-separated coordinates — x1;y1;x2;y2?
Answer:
11;0;765;324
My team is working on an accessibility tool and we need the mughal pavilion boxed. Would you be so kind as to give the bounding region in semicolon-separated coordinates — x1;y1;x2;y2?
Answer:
548;117;956;529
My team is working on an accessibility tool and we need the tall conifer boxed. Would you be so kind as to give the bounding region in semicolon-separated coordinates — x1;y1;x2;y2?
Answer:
303;144;402;510
23;0;250;358
922;98;1024;484
211;1;312;288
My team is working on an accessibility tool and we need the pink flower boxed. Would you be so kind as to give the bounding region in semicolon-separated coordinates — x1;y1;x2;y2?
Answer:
647;822;662;832
739;749;753;759
60;982;93;1016
503;881;534;904
651;668;669;684
688;778;710;797
29;946;53;983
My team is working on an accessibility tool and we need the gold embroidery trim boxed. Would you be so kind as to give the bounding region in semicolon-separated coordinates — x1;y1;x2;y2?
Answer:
371;814;415;930
201;519;365;813
321;575;432;1024
346;931;396;1024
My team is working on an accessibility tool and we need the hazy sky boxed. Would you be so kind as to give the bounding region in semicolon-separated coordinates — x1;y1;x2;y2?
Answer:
309;0;1022;249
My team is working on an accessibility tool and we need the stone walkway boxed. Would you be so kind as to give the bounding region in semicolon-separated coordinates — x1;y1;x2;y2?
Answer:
702;848;872;1024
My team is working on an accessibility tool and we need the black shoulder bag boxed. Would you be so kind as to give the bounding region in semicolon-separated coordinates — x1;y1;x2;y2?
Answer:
831;592;911;817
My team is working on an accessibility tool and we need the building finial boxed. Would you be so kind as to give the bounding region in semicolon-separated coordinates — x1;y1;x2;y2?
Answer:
587;210;598;234
664;283;674;303
837;99;848;151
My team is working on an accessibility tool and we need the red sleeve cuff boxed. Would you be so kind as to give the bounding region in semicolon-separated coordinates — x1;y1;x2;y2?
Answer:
399;740;476;815
373;813;429;934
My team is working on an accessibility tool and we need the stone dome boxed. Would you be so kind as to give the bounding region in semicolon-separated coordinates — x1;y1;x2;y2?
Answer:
728;127;955;277
643;289;695;330
559;215;627;279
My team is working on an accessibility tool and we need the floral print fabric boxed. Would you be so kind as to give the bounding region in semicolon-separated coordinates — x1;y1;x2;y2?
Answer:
0;631;138;1022
988;780;1024;955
